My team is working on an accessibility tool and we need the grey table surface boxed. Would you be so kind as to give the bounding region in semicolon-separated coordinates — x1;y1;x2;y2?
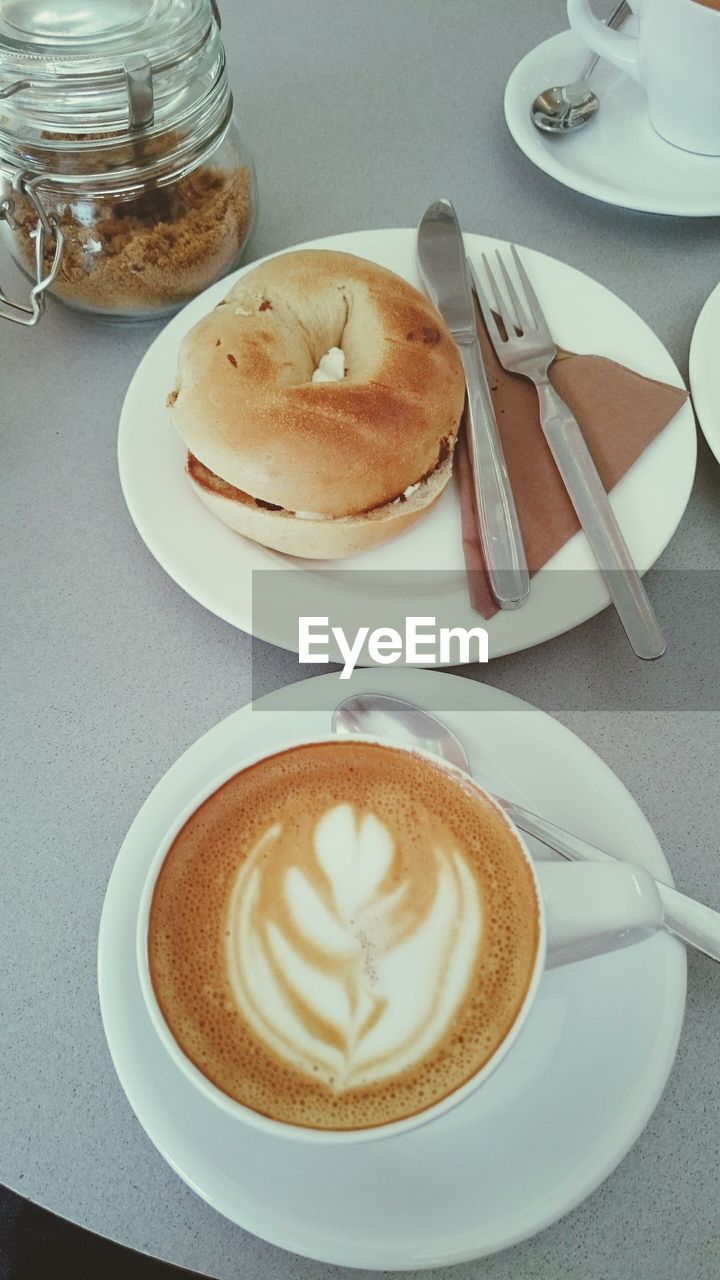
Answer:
2;0;720;1277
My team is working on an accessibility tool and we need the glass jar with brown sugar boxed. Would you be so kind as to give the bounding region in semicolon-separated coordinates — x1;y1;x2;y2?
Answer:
0;0;257;324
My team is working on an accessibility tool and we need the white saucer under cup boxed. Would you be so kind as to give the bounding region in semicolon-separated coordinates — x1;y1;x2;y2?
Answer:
689;281;720;468
504;28;720;216
98;667;686;1270
118;228;694;659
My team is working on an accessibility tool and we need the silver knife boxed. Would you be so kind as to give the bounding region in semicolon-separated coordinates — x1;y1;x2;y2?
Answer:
417;199;530;609
500;795;720;963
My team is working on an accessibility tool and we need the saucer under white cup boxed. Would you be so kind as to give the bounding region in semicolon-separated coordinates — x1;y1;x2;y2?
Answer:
689;281;720;468
98;667;686;1269
504;27;720;215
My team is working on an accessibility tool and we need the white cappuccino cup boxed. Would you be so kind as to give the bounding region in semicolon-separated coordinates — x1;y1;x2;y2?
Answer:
137;735;666;1144
567;0;720;155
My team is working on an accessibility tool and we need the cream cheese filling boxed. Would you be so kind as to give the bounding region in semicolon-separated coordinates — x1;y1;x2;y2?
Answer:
311;347;346;383
279;475;435;522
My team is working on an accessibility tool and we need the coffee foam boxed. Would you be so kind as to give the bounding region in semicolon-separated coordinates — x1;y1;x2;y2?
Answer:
148;741;540;1130
226;802;482;1091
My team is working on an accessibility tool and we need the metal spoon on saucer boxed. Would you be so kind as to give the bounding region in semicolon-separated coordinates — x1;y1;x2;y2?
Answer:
531;0;630;134
332;691;720;962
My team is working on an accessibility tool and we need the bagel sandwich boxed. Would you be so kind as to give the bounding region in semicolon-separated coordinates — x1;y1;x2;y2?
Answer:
167;249;466;559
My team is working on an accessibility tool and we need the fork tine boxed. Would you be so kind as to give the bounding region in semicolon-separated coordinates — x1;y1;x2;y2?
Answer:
495;250;532;333
480;252;517;339
510;244;547;334
466;257;504;343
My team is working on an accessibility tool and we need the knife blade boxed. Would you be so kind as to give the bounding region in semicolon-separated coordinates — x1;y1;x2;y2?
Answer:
417;199;529;609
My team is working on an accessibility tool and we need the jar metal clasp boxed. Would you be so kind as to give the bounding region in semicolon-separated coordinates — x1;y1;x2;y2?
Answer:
0;172;65;326
0;78;66;326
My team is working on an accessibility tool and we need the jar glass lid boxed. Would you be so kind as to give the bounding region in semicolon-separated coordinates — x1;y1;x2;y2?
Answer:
0;0;222;138
0;0;205;67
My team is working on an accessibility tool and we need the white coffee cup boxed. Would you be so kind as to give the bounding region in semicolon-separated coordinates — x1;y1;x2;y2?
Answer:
567;0;720;155
137;736;665;1143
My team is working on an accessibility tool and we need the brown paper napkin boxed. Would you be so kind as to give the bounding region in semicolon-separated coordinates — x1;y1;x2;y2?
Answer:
457;322;688;617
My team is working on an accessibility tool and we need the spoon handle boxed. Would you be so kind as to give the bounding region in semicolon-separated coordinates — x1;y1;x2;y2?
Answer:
579;0;631;81
498;794;720;963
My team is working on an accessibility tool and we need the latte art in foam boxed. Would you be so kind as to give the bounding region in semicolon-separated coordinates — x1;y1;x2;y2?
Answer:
226;804;481;1090
148;741;539;1131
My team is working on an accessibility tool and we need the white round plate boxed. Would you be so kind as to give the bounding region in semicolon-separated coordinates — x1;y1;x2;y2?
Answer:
505;28;720;216
689;280;720;466
98;667;686;1271
118;228;694;660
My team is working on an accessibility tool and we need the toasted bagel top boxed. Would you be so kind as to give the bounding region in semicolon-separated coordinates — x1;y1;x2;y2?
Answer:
168;249;465;517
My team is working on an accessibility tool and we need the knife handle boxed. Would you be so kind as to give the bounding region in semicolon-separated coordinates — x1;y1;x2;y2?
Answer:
458;339;530;609
535;378;665;660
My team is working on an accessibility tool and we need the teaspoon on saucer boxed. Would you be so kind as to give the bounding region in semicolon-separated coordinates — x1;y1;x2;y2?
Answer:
531;0;630;134
332;692;720;963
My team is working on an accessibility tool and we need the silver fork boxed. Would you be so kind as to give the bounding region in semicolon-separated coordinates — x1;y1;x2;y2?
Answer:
468;247;666;661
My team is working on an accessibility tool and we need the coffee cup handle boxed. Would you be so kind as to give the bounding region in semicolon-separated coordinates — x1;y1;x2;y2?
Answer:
566;0;642;83
535;862;664;967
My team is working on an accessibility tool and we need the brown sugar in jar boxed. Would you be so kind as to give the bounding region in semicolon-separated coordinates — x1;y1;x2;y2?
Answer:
0;0;257;322
11;153;255;317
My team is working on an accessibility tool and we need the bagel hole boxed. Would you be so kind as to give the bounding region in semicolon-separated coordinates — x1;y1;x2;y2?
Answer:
292;288;349;383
